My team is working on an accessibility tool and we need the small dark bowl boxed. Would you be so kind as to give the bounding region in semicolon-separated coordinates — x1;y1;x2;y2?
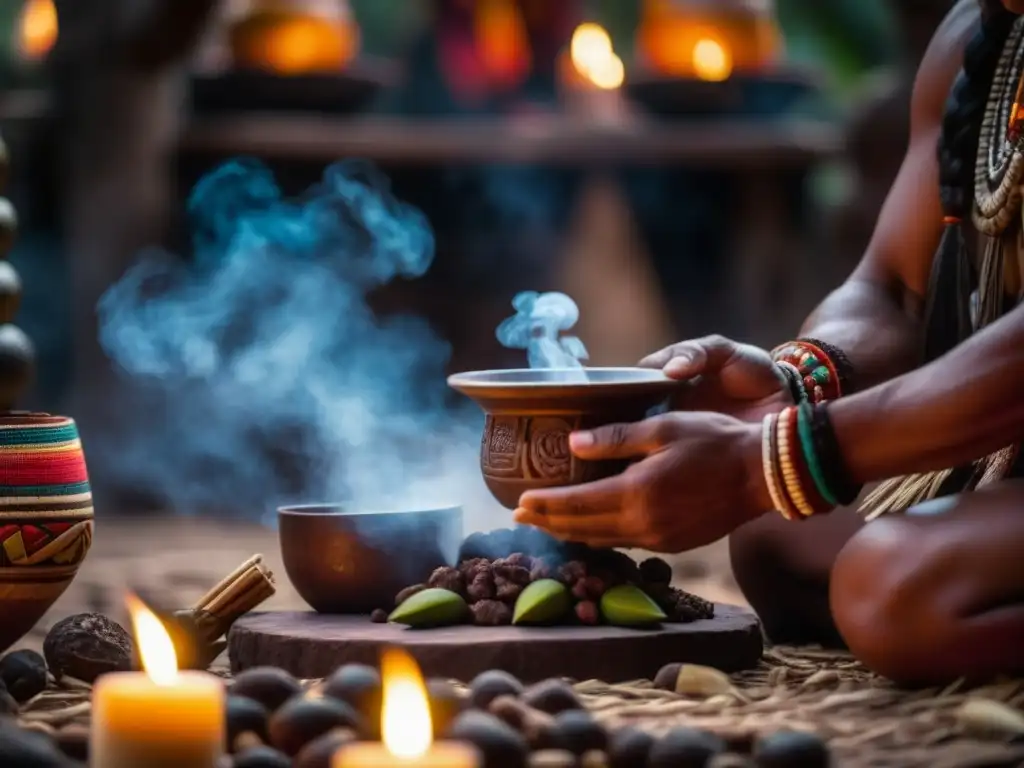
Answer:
448;368;680;509
278;504;463;614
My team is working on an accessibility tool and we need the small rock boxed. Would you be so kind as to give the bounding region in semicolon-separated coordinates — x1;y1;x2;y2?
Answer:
448;710;530;768
648;728;726;768
233;745;291;768
369;609;388;623
551;710;608;756
469;670;524;710
522;679;584;715
268;695;364;756
322;665;382;737
0;650;48;703
529;749;577;767
753;731;830;768
231;668;303;713
428;678;466;737
227;696;270;747
608;727;654;768
55;724;91;762
293;728;359;768
0;687;19;716
0;718;68;767
43;613;132;684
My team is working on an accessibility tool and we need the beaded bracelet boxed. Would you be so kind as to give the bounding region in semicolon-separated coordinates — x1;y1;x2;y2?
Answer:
761;413;796;520
770;340;847;403
762;406;838;521
775;361;808;404
808;402;863;506
799;337;854;394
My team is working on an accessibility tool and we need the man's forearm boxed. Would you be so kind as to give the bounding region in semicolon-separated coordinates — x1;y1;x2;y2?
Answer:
797;277;923;391
829;303;1024;484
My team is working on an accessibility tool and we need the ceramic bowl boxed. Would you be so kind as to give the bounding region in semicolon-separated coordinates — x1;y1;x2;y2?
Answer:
448;368;680;509
0;414;93;653
278;504;463;614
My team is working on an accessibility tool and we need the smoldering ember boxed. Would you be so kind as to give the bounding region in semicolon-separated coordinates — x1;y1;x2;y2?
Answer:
3;2;1024;765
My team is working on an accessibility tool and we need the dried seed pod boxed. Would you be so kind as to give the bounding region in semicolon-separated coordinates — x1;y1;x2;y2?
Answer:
428;566;466;596
394;583;427;606
571;576;607;602
0;649;47;703
753;731;829;768
530;560;554;582
521;679;584;715
471;599;513;626
43;613;133;684
493;563;531;586
268;696;363;756
495;578;525;603
955;698;1024;738
653;664;733;697
559;561;588;587
231;668;303;713
489;695;558;750
468;571;498;602
469;670;524;710
369;609;388;623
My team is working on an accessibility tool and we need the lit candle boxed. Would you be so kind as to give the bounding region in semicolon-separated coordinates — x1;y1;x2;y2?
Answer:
332;648;480;768
90;594;226;768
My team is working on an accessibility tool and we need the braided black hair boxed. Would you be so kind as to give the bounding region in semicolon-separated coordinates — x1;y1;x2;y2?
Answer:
924;0;1017;363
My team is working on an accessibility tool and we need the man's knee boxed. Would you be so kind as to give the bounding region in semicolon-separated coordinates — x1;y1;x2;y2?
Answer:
830;515;952;684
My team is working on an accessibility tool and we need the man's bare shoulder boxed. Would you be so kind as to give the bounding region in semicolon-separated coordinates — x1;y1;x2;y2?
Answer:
911;0;983;130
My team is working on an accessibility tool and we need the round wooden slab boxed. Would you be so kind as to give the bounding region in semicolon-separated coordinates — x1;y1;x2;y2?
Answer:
228;603;763;683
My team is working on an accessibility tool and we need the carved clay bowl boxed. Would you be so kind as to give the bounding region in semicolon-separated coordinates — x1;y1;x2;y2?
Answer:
0;414;94;653
448;368;680;509
278;504;463;614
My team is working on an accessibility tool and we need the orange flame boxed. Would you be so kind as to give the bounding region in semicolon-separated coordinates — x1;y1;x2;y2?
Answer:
380;648;432;758
17;0;58;61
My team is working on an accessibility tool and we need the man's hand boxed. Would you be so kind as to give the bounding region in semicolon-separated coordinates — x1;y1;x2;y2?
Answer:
513;412;773;553
639;335;792;421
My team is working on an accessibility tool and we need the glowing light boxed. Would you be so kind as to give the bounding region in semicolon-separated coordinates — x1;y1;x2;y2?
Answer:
126;592;179;687
570;23;625;91
692;37;733;82
380;647;432;759
17;0;58;61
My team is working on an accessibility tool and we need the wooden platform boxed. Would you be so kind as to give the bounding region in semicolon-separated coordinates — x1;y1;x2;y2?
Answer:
228;604;763;683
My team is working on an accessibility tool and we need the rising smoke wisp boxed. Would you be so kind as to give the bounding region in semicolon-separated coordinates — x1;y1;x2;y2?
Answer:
96;159;497;526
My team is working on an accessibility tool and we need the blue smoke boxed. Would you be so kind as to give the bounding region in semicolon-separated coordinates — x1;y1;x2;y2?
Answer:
96;159;494;524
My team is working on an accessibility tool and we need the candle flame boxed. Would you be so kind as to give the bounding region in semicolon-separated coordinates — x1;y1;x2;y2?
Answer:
380;647;432;758
570;22;624;91
16;0;58;61
126;592;179;687
692;37;732;82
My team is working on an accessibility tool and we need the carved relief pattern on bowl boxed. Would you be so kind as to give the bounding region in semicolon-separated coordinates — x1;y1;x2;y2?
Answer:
482;415;579;482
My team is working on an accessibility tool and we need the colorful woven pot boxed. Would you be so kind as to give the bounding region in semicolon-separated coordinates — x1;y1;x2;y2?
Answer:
0;414;93;653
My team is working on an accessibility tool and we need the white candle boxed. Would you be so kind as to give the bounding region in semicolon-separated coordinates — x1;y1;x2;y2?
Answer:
90;595;226;768
333;648;479;768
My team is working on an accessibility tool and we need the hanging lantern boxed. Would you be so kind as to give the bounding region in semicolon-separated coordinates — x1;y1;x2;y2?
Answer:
228;0;360;74
636;0;783;80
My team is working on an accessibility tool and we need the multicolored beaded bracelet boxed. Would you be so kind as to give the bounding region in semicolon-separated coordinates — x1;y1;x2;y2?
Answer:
761;405;843;521
771;340;846;403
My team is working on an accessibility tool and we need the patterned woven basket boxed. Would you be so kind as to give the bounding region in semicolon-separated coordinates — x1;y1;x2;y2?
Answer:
0;414;93;653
